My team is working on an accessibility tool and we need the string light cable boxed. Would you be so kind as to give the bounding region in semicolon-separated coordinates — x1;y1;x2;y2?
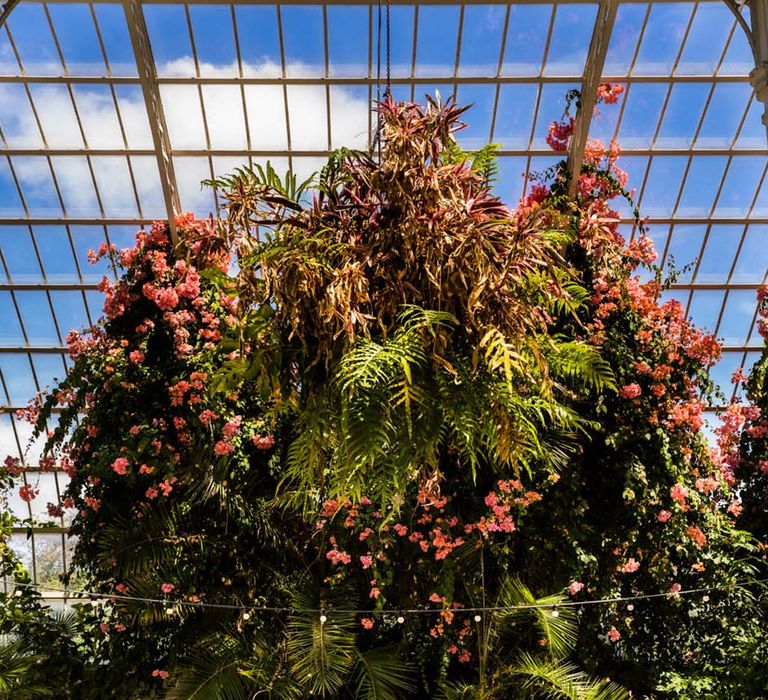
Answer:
3;577;767;619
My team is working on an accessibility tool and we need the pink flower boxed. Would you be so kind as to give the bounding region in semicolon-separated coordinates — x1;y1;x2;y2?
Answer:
620;557;640;574
620;383;642;399
112;457;129;475
115;583;129;594
198;409;218;426
145;486;159;500
129;350;145;364
252;434;275;450
360;555;373;569
214;440;235;455
99;623;110;634
223;416;242;438
161;583;174;594
568;581;584;595
657;510;672;523
607;627;621;642
669;582;682;595
155;287;179;311
369;586;380;599
361;617;374;630
429;593;443;603
458;650;472;663
686;525;707;548
151;669;169;680
394;523;408;536
19;484;38;502
670;483;688;505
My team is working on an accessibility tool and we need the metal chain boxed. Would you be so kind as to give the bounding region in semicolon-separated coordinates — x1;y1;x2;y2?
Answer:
385;0;391;96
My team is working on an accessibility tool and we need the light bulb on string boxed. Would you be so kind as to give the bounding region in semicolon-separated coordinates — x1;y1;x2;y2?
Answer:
702;595;710;603
626;604;634;612
242;610;251;621
396;615;405;624
550;606;559;618
319;613;328;624
473;614;481;623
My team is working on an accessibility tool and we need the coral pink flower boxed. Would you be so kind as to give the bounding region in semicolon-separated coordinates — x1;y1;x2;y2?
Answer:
161;583;174;594
620;558;640;574
568;581;584;595
111;457;129;475
151;669;169;680
619;383;641;399
607;627;621;642
361;617;374;630
657;510;672;523
670;483;688;505
360;555;373;569
252;434;276;450
669;582;682;595
19;484;38;502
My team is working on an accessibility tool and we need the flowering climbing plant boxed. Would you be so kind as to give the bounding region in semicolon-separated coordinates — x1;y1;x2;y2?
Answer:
2;90;767;698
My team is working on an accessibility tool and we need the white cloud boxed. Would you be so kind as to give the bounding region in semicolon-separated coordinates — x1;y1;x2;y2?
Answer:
0;58;372;217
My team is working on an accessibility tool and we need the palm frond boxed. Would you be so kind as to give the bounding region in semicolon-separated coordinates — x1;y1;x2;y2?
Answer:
353;645;414;700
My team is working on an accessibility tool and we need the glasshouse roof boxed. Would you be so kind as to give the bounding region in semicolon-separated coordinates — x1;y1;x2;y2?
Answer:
1;0;767;595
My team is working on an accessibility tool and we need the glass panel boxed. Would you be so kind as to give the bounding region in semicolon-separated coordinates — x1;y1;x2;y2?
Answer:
615;156;648;217
114;85;154;150
236;5;281;78
286;85;328;150
458;5;506;78
34;226;79;283
48;4;106;76
15;291;59;345
715;157;764;219
616;82;667;149
696;83;752;149
0;354;36;405
385;5;416;78
531;82;580;149
12;157;63;218
160;85;207;149
244;85;289;150
329;86;369;150
328;5;369;78
736;98;768;150
93;4;137;77
637;156;686;218
454;84;494;150
655;83;709;150
29;472;59;521
501;4;552;76
415;5;460;78
0;159;25;217
188;5;238;77
589;83;625;145
694;225;741;283
719;22;754;76
495;156;528;207
282;5;325;77
0;28;20;76
676;156;728;218
687;289;724;334
49;291;90;339
143;5;195;77
174;156;215;215
69;226;112;283
0;291;25;345
494;84;539;149
28;84;84;149
0;226;42;282
50;157;100;218
30;353;67;395
0;84;44;148
718;290;757;346
662;224;705;283
603;3;646;76
708;351;745;402
633;3;694;76
732;226;768;284
72;85;124;149
32;533;65;586
130;157;166;219
201;85;248;149
676;3;733;76
6;4;64;76
544;3;598;77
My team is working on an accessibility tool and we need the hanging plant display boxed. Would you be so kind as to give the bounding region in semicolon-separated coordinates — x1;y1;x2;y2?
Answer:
1;91;766;698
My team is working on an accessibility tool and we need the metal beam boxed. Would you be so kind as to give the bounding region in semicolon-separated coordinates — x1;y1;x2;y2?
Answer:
122;0;181;244
0;0;20;29
748;0;768;143
567;0;619;196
